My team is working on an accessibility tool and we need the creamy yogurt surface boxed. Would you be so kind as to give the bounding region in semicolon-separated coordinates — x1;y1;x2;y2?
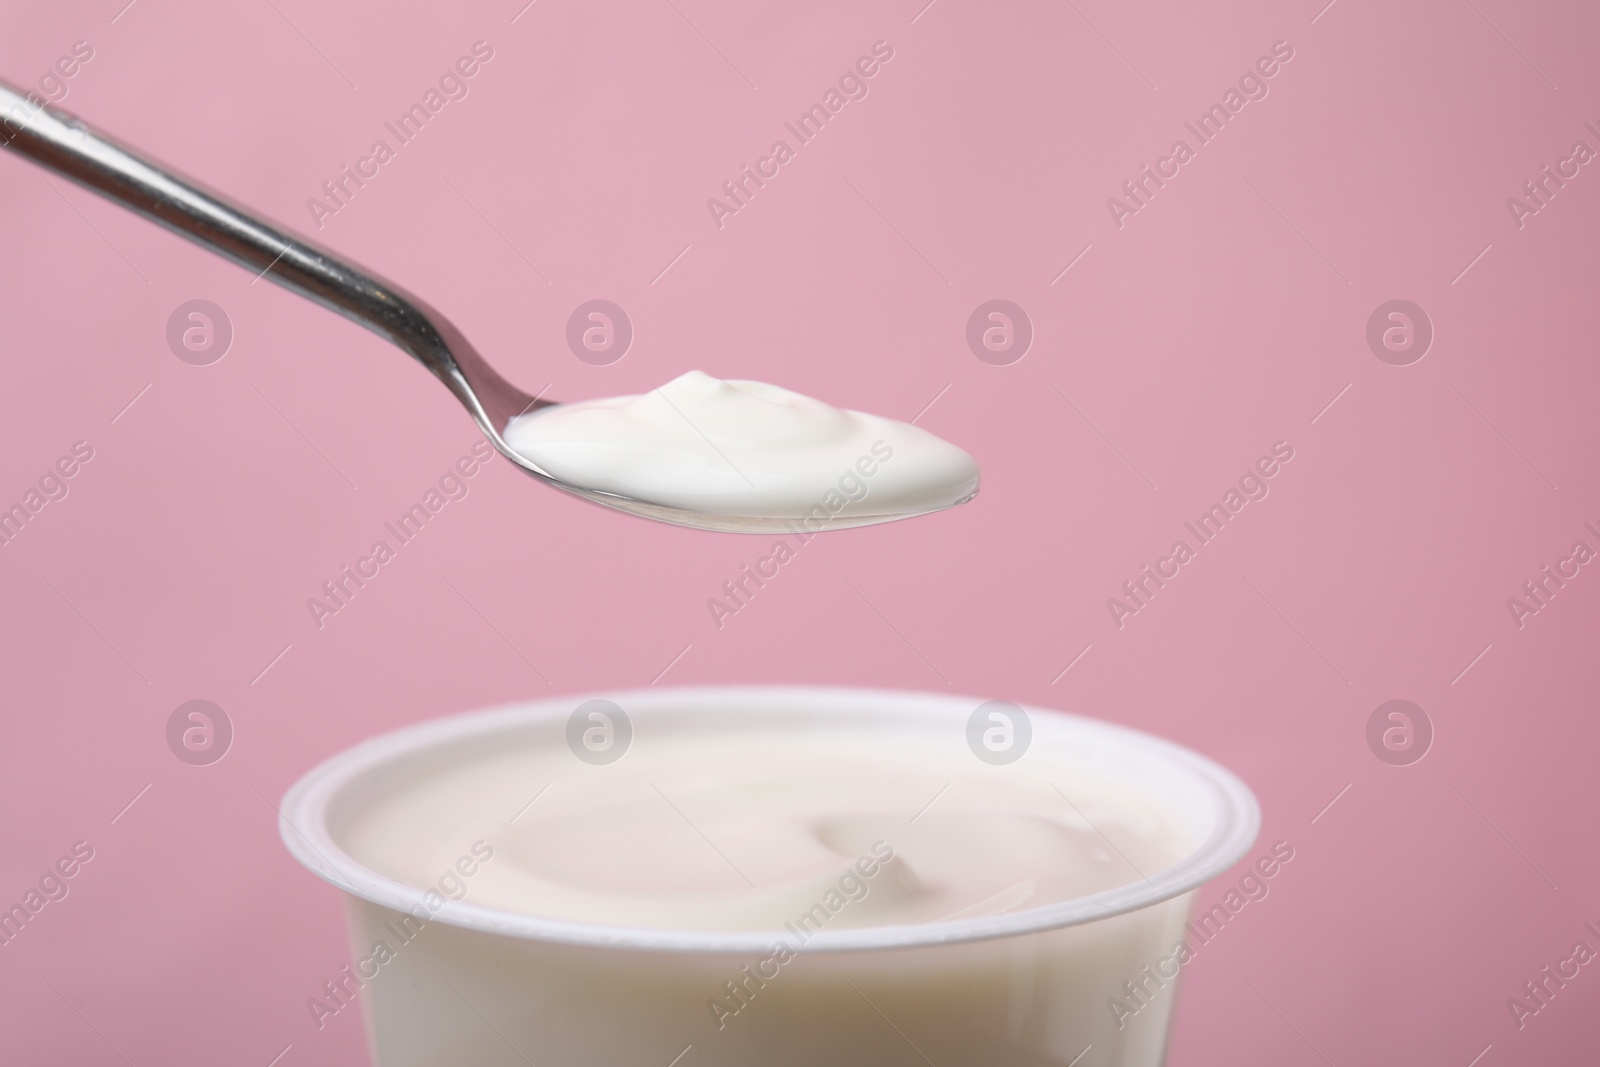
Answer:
502;371;979;521
337;723;1191;933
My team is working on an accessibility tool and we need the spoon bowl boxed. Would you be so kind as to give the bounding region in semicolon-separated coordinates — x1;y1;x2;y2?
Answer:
0;80;970;534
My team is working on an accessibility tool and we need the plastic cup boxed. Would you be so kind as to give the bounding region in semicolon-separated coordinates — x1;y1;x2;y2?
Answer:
280;686;1259;1066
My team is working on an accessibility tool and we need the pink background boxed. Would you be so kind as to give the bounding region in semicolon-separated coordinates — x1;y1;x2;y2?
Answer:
3;0;1598;1063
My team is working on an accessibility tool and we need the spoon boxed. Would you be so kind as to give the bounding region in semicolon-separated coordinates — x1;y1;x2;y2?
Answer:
0;80;969;534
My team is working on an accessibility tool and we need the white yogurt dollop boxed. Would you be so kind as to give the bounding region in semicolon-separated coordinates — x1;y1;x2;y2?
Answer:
502;371;979;522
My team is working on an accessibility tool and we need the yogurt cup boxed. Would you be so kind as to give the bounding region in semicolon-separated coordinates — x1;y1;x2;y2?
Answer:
279;687;1259;1066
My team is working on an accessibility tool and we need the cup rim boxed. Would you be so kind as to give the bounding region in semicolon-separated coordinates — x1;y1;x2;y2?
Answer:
279;686;1260;954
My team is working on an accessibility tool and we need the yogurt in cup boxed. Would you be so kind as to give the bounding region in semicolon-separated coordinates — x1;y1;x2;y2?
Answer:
279;687;1259;1066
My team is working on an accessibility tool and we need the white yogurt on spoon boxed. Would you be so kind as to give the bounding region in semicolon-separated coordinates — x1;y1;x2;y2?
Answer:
502;371;979;524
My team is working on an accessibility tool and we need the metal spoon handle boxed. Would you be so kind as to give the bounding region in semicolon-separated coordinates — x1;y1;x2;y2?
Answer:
0;79;527;426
